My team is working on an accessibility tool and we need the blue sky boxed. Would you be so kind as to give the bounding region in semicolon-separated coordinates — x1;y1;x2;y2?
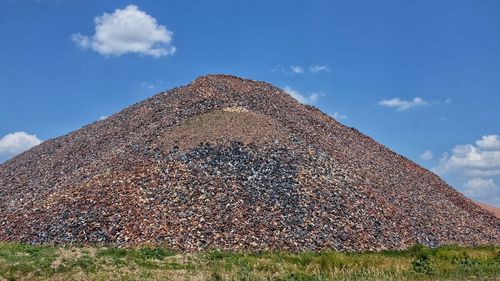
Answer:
1;0;499;206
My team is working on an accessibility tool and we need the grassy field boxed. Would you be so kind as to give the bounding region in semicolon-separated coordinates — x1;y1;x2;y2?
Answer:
0;243;498;281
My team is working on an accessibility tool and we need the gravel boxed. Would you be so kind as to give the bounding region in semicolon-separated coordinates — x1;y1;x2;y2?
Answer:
0;74;498;252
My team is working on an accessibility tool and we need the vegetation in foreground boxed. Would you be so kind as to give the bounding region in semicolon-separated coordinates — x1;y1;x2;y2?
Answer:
0;243;498;281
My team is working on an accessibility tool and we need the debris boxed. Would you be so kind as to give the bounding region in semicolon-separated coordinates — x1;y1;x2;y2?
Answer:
0;74;498;252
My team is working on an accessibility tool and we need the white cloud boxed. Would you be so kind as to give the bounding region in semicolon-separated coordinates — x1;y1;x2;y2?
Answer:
420;150;433;160
331;112;347;120
0;132;42;159
141;80;164;91
309;64;330;73
434;135;500;206
270;64;281;73
378;97;429;111
289;65;304;74
141;82;156;89
445;98;452;104
435;142;500;177
72;5;176;57
463;178;500;206
476;135;500;150
309;92;319;103
272;64;327;75
283;86;319;105
99;115;108;120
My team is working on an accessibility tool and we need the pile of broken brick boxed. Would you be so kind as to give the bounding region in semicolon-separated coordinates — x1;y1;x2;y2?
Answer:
0;74;498;252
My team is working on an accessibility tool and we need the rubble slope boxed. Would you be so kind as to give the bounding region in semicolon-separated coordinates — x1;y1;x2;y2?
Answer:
0;74;498;252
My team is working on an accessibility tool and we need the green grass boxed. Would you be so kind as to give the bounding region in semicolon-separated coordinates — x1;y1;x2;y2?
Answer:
0;243;498;280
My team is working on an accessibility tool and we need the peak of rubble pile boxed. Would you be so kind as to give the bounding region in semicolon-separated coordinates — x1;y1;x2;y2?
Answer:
0;74;498;252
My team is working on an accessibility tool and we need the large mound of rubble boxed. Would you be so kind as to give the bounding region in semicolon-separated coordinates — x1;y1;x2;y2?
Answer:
0;74;498;251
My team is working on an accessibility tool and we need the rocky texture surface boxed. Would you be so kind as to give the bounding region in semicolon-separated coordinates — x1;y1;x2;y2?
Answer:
0;74;498;252
476;203;500;218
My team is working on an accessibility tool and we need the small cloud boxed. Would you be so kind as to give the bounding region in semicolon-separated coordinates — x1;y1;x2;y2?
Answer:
434;134;500;180
433;135;500;206
141;80;164;91
272;64;320;75
283;86;319;105
0;132;42;160
99;115;108;120
445;98;452;104
270;64;281;73
141;82;156;90
331;112;348;120
462;178;499;206
378;97;429;111
309;64;330;74
464;178;497;190
476;135;500;150
420;150;433;160
309;92;319;103
289;65;304;74
435;138;500;177
72;5;176;57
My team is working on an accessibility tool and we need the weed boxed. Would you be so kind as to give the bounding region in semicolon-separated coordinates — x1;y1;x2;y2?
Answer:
137;246;174;260
0;243;498;280
412;253;433;275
